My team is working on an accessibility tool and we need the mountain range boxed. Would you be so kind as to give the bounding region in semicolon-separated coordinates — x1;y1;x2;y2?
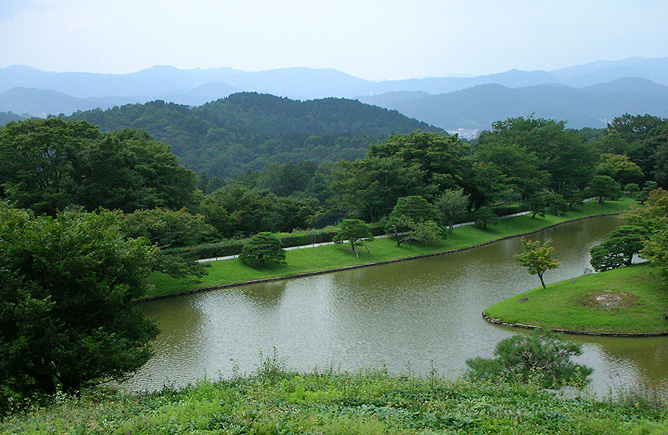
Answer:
2;57;668;131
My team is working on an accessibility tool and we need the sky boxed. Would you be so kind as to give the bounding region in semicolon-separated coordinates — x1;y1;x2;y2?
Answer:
1;0;667;80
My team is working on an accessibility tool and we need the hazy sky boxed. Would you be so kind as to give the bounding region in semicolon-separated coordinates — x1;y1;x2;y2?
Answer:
1;0;667;80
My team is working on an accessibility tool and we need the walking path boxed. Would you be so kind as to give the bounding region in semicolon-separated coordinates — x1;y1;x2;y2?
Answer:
197;210;534;263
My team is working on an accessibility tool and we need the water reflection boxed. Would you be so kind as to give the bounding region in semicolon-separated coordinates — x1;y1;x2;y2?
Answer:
124;216;668;396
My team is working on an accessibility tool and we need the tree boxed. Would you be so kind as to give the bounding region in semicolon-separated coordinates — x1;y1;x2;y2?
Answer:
239;232;286;267
0;118;100;214
386;195;439;246
587;175;621;203
589;225;648;271
625;188;668;280
331;156;429;222
0;119;200;215
368;131;470;191
516;239;560;289
596;153;644;186
466;330;592;389
0;204;158;401
435;188;470;234
333;219;373;258
477;116;595;192
474;207;498;230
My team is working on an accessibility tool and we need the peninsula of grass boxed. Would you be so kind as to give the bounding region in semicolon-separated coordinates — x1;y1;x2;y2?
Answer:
146;198;633;299
3;368;667;434
485;263;668;335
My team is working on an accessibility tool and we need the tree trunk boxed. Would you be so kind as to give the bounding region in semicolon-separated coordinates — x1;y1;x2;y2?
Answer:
538;273;546;289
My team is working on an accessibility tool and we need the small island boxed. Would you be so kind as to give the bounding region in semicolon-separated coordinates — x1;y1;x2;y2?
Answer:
484;263;668;335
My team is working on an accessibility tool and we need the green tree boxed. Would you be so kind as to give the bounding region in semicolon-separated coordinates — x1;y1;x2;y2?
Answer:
435;188;470;234
0;204;158;401
590;225;648;271
477;116;595;192
596;153;644;186
368;131;470;191
386;196;440;246
474;207;498;230
331;156;429;222
466;330;592;389
473;141;550;200
0;118;100;214
587;175;621;203
239;232;286;267
625;188;668;280
333;219;373;258
516;239;560;289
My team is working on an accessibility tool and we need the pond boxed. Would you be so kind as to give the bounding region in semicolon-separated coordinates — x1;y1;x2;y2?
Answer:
124;216;668;396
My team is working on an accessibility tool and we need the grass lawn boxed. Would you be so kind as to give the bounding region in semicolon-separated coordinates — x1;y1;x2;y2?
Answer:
146;197;634;299
485;263;668;334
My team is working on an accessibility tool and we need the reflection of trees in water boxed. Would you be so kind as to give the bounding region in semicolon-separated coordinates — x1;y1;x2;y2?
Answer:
241;281;287;308
579;336;668;383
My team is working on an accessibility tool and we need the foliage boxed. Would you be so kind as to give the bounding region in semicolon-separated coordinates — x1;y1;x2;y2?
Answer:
120;208;216;277
149;198;635;298
368;131;470;190
0;204;158;405
587;175;621;203
333;219;373;258
596;153;644;186
69;94;443;179
435;188;470;234
466;330;593;389
516;239;560;289
386;195;440;246
473;206;498;230
590;225;648;271
200;184;321;237
331;156;429;222
0;119;199;215
477;116;596;192
626;188;668;280
2;368;664;434
240;232;286;267
403;220;442;246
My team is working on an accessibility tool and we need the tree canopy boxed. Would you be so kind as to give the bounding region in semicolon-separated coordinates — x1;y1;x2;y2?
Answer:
0;119;199;215
0;204;158;401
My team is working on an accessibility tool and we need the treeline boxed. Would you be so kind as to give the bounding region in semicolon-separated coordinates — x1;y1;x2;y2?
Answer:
2;114;667;255
67;92;444;179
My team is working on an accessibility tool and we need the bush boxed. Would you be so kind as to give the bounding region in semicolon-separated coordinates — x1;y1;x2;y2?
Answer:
240;232;286;267
466;330;592;389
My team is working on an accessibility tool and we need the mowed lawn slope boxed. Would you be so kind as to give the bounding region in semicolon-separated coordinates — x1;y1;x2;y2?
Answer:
147;198;633;299
485;263;668;334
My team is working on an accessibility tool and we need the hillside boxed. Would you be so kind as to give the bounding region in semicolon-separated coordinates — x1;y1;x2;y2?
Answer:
359;78;668;131
68;93;445;178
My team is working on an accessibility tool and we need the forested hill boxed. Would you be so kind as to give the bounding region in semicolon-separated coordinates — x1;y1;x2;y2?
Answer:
68;93;444;178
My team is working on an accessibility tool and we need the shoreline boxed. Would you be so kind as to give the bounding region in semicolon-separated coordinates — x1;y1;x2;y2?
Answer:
138;213;621;303
481;312;668;337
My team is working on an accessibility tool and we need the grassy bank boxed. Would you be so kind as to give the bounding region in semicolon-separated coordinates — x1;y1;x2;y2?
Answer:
147;198;633;299
485;263;668;334
2;368;666;434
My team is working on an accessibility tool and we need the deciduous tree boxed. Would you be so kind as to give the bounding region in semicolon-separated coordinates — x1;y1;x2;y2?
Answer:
516;239;560;289
0;204;158;401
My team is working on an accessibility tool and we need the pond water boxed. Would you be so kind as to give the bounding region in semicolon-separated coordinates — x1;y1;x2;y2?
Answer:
125;216;668;396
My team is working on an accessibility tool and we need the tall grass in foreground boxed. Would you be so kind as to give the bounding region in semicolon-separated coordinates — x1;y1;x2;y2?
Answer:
2;361;666;434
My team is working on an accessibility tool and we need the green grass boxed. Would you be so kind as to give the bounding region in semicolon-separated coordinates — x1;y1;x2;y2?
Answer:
2;368;667;434
485;263;668;334
147;198;634;298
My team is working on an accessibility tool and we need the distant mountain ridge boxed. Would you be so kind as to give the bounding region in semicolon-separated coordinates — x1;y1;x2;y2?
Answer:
358;77;668;131
2;57;668;130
